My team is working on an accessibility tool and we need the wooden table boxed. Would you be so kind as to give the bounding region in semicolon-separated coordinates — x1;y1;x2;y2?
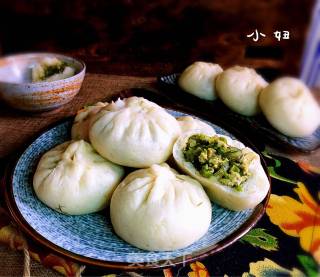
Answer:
0;73;319;276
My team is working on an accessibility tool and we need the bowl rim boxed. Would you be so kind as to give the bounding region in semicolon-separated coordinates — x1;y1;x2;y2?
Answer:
0;52;86;86
3;108;271;271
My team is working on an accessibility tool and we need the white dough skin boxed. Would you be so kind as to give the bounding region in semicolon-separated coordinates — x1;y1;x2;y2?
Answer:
259;77;320;137
71;102;108;141
216;66;268;116
110;164;212;251
33;140;124;215
177;116;216;135
178;62;223;100
89;97;180;168
173;133;270;211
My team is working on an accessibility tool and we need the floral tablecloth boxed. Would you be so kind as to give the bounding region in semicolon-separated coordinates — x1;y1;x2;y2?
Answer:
0;149;319;277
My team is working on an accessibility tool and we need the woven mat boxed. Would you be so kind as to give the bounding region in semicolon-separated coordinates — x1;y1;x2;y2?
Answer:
0;245;59;277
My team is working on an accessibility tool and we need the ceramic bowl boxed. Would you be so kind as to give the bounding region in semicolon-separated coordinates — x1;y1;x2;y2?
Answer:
0;53;86;111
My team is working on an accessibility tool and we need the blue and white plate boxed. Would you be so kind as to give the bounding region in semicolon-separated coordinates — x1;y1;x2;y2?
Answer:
5;109;270;270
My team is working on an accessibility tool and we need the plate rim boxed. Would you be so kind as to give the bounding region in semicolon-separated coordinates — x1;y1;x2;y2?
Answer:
4;107;271;271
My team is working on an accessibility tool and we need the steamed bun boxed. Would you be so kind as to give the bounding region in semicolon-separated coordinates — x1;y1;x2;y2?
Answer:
177;116;216;135
259;77;320;137
89;97;180;168
33;140;124;215
71;102;108;141
178;62;223;100
173;133;270;211
110;163;212;251
216;66;268;116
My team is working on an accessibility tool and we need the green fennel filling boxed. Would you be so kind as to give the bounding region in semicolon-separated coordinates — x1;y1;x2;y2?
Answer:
183;134;255;191
41;61;67;80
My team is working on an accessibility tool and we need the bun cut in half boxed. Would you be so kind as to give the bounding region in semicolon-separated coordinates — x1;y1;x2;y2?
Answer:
173;132;270;211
